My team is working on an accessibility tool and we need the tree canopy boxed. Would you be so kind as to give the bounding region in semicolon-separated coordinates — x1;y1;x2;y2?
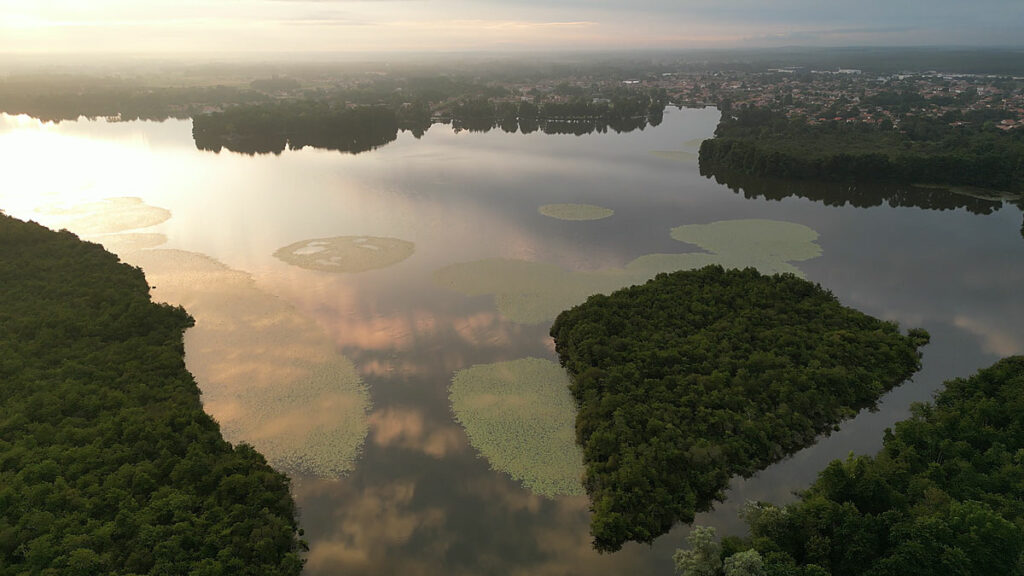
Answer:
688;356;1024;576
0;214;304;575
549;266;929;551
699;108;1024;193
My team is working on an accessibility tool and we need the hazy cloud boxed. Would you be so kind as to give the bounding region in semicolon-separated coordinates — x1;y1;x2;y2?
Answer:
0;0;1020;52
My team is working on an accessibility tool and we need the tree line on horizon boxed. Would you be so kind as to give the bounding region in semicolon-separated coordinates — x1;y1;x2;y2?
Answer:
699;107;1024;193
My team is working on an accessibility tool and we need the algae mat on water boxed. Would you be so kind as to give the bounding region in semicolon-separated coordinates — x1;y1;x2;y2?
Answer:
124;248;372;478
37;196;171;235
539;203;615;221
450;358;585;498
275;236;414;273
42;198;373;478
435;219;822;324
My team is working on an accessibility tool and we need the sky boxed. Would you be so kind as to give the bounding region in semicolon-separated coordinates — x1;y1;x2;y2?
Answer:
0;0;1022;54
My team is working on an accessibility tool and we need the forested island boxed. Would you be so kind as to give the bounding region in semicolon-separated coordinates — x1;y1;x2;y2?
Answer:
699;107;1024;192
550;266;929;552
0;214;304;575
676;356;1024;576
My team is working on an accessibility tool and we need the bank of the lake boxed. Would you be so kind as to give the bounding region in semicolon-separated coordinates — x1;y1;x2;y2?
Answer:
0;214;304;575
1;107;1022;575
699;108;1024;193
551;266;929;551
678;356;1024;576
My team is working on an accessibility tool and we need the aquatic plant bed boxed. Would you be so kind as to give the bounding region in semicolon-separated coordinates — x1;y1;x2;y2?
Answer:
450;358;585;498
549;265;930;551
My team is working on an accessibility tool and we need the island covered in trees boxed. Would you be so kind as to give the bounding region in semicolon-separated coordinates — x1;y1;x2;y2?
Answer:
676;356;1024;576
0;214;304;575
549;266;929;552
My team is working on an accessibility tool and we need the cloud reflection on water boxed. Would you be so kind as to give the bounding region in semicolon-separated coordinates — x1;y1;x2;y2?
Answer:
121;247;372;478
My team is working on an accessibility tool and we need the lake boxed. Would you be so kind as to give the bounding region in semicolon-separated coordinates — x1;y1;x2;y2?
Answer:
1;108;1022;575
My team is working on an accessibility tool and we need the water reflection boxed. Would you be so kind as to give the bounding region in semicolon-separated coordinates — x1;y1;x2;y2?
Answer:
705;167;1022;215
122;248;371;478
368;407;467;460
1;109;1023;575
435;219;822;324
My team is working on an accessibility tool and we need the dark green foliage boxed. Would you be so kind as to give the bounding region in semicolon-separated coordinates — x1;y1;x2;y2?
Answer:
549;266;928;552
699;108;1024;192
0;215;304;575
725;356;1024;576
192;101;399;155
0;76;266;122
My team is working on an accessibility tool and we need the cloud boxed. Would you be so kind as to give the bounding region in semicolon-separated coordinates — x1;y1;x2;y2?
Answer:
742;25;922;45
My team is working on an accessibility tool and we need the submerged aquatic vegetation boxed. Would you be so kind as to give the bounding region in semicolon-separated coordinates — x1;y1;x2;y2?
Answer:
650;150;698;163
40;196;372;478
650;137;705;163
124;248;371;478
669;219;821;265
275;236;414;273
450;358;585;498
38;196;171;234
539;203;615;221
435;219;821;324
92;232;168;253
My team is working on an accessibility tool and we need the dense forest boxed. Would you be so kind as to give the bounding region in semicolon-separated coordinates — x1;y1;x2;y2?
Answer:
0;76;266;122
549;266;929;552
446;89;667;135
676;356;1024;576
699;108;1024;192
192;101;402;155
190;92;667;155
0;214;304;575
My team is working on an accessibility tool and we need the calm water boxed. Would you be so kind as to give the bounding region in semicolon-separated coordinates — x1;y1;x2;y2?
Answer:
2;109;1022;575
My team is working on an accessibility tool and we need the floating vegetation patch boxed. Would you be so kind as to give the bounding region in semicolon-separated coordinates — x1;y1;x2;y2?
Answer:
650;137;705;163
539;203;615;221
124;248;371;478
650;150;698;163
669;219;821;269
90;232;168;255
435;219;821;324
274;236;415;273
38;197;171;235
450;358;585;498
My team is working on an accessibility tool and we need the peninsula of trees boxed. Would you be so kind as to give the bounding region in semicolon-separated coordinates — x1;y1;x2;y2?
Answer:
0;214;304;575
549;266;929;552
699;107;1024;193
678;356;1024;576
